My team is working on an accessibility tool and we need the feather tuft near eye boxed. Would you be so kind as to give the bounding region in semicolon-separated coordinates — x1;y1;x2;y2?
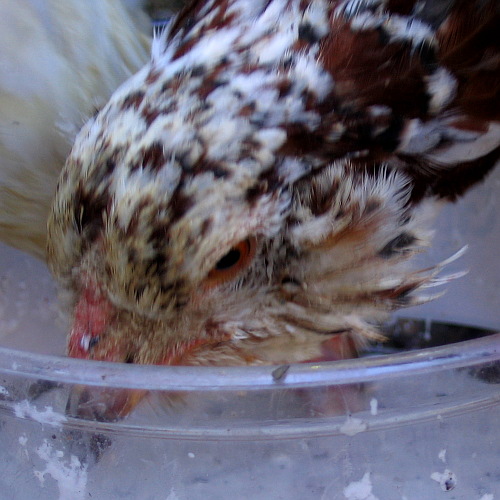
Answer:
205;237;257;287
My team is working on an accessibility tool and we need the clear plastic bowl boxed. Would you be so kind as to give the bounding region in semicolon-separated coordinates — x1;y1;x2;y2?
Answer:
0;323;498;500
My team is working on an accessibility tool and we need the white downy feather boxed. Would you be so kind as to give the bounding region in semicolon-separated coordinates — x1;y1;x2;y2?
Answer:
0;0;150;258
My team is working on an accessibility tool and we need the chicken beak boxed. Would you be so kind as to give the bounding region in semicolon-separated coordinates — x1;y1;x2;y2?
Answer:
66;384;147;422
65;279;148;421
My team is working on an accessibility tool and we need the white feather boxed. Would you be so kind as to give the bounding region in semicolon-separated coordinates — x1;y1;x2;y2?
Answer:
0;0;150;257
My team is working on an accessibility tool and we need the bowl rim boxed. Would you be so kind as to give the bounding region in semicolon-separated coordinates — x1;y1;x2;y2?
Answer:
0;329;498;391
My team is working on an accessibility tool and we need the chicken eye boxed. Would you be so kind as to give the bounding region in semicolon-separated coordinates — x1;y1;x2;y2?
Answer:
205;237;256;287
215;247;243;270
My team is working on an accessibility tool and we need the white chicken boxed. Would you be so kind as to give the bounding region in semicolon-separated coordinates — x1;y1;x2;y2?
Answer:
0;0;151;258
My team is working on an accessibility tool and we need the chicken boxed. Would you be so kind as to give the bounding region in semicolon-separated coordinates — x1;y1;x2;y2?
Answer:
47;0;499;417
0;0;151;258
